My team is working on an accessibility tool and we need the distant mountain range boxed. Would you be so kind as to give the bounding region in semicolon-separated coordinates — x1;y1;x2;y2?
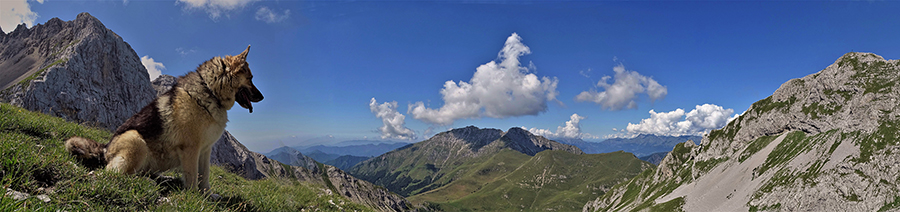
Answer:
555;134;702;157
265;142;410;171
295;142;411;157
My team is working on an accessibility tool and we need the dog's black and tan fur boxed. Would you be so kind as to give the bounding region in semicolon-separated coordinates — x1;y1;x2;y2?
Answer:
65;46;263;192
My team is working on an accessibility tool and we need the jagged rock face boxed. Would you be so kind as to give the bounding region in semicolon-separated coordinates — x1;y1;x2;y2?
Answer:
150;74;176;97
0;13;155;131
496;127;584;156
703;52;892;158
325;166;413;212
211;131;412;212
584;53;900;212
349;126;583;197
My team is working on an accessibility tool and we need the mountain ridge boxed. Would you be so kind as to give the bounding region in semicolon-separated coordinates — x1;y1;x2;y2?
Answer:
585;52;900;211
348;126;582;197
0;12;155;131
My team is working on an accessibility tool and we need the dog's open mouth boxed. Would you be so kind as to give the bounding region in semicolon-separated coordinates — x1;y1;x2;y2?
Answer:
236;86;263;113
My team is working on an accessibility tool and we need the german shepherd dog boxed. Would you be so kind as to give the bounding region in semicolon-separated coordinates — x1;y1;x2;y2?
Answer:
65;45;263;192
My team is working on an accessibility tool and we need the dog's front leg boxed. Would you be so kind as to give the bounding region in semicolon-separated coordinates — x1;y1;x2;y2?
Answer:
181;148;200;190
198;147;212;192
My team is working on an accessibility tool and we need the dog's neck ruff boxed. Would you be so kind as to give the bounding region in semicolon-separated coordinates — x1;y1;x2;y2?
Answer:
197;66;223;109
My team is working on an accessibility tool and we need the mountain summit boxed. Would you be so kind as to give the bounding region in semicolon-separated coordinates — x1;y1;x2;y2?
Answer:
0;12;155;131
586;52;900;211
349;126;582;196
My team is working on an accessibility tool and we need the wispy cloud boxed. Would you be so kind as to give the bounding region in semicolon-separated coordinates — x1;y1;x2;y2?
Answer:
1;0;41;33
177;0;258;20
408;33;560;125
140;55;165;81
575;64;667;110
176;47;197;57
255;6;290;23
370;98;416;140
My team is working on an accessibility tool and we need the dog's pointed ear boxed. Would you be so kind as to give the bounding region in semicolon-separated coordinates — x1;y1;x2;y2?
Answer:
237;45;250;61
227;45;251;72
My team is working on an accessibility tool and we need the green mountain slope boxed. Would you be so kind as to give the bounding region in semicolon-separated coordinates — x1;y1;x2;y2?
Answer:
0;103;371;211
348;126;583;197
417;150;650;211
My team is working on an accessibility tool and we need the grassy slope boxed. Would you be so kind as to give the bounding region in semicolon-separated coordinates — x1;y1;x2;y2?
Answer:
350;137;507;197
418;150;649;211
408;149;531;204
0;103;371;211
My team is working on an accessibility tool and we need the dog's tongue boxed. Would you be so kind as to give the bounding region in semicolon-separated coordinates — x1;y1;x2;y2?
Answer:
237;88;253;113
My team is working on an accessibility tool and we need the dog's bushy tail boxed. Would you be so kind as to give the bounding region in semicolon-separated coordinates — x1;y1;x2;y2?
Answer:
65;136;108;170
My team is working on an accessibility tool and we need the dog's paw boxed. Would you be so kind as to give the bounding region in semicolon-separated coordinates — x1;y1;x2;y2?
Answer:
208;193;222;201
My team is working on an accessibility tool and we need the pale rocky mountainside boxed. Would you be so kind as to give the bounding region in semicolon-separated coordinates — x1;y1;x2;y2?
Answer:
0;12;155;131
584;52;900;211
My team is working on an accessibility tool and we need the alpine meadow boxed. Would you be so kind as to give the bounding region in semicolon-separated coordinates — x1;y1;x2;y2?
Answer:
4;1;900;211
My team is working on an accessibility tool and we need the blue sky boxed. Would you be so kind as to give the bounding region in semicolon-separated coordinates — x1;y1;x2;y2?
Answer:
5;0;900;152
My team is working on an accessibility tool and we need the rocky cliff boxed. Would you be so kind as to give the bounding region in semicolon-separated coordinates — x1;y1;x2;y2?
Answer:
349;126;583;197
584;52;900;211
0;12;155;131
209;130;412;211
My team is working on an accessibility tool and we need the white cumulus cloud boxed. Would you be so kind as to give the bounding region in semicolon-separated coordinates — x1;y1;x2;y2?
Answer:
370;98;416;140
528;113;597;139
177;0;258;19
408;33;560;125
140;55;165;81
1;0;41;34
575;64;667;110
255;6;289;23
624;104;734;137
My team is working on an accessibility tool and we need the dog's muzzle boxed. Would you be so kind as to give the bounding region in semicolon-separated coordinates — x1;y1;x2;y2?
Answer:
236;84;264;113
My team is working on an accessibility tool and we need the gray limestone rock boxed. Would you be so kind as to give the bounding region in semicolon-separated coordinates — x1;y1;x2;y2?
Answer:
584;52;900;211
0;12;155;131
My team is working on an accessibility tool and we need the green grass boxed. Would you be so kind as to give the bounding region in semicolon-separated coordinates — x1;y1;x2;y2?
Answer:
708;112;743;142
823;89;853;102
49;39;80;59
591;141;706;212
649;197;684;212
843;53;900;95
851;119;900;163
878;196;900;212
738;135;778;163
757;130;837;175
749;203;782;212
11;58;69;90
429;150;649;211
801;102;842;119
0;103;372;211
751;96;796;116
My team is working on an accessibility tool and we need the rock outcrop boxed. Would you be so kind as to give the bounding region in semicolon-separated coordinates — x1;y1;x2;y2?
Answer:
0;12;155;131
584;52;900;211
209;131;412;211
150;74;176;97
